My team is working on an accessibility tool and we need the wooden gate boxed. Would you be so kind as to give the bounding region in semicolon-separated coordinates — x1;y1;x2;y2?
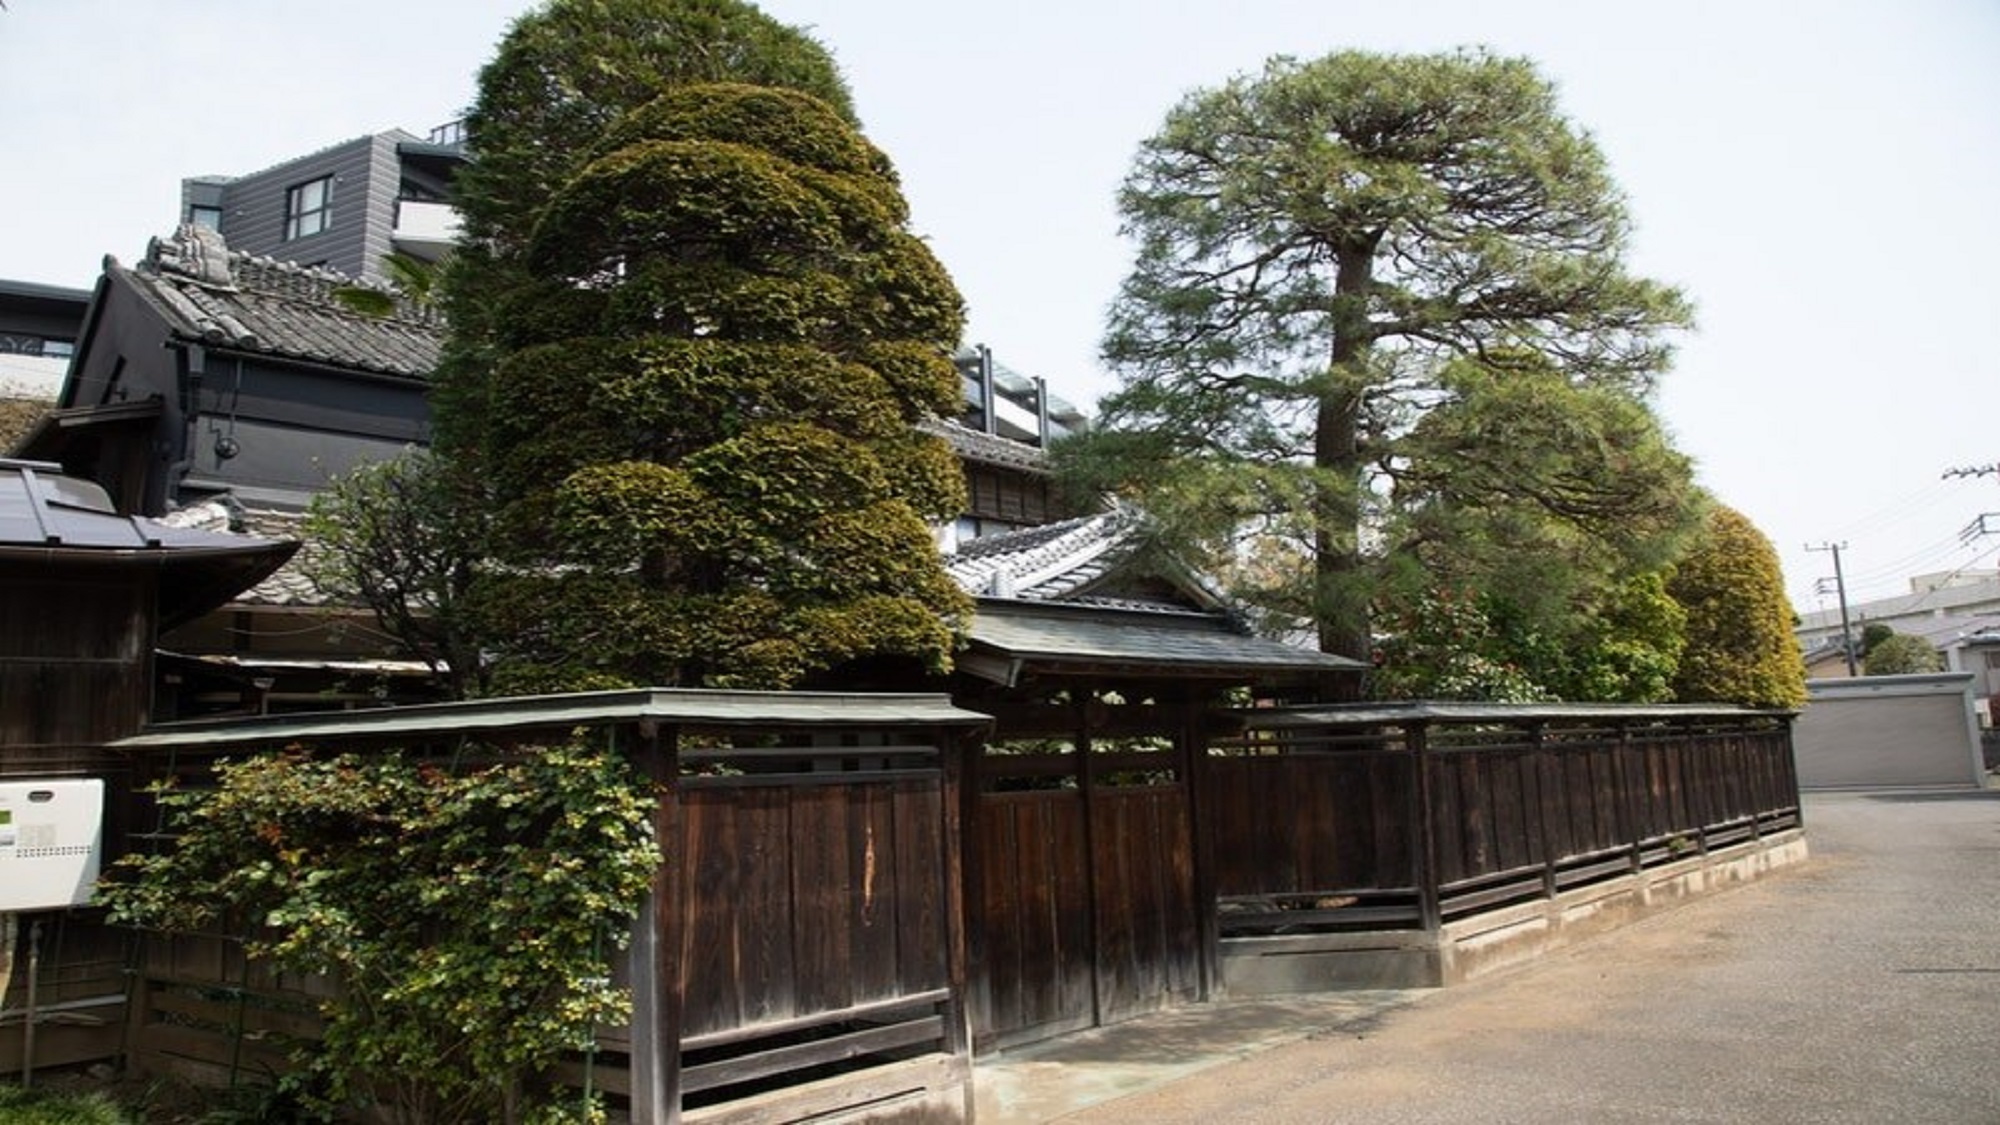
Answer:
662;742;970;1119
965;732;1202;1049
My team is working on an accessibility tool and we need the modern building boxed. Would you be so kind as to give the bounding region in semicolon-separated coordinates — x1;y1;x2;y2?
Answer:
1797;569;2000;681
0;279;91;397
955;344;1086;448
180;124;467;283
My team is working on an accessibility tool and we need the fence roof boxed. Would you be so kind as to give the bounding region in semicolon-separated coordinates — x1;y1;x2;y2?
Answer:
112;688;992;750
1240;701;1796;728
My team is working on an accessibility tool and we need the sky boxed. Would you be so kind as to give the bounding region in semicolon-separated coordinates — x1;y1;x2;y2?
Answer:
3;0;1996;616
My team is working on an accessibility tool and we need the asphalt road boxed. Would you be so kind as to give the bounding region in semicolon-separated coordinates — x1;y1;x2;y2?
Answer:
1057;789;2000;1124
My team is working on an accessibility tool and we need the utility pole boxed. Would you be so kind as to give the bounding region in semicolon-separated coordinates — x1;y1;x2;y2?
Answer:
1944;464;2000;580
1807;541;1858;676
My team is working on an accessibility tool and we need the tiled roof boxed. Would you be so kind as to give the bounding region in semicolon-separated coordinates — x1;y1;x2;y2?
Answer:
119;226;442;379
158;500;333;607
939;507;1360;681
919;417;1051;473
945;509;1131;600
943;503;1230;612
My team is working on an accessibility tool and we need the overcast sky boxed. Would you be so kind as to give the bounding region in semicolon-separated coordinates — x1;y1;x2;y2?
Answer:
3;0;1996;615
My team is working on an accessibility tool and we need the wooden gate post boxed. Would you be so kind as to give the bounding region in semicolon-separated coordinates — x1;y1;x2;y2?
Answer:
1410;721;1443;933
627;720;683;1125
1181;700;1220;1003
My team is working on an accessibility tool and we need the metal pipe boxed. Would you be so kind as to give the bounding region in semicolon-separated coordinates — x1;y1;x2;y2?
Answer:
978;344;996;436
23;918;41;1088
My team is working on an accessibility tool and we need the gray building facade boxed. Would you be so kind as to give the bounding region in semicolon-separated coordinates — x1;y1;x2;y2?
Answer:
181;126;465;282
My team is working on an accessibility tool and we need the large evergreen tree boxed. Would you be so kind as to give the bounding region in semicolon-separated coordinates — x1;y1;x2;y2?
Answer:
434;0;862;461
1063;50;1693;674
451;71;970;689
1370;352;1699;701
1667;506;1808;708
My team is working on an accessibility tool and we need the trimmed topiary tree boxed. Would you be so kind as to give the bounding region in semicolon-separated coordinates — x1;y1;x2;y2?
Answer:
1667;505;1808;708
459;78;970;690
433;0;862;463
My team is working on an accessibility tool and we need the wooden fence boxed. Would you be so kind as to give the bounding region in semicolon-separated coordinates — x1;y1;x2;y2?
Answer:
68;695;1803;1111
107;690;987;1125
1206;704;1801;938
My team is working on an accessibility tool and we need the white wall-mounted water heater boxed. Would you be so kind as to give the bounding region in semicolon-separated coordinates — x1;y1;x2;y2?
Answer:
0;779;106;910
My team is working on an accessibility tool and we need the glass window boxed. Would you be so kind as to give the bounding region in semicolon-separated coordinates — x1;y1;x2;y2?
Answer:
187;204;223;232
285;176;332;240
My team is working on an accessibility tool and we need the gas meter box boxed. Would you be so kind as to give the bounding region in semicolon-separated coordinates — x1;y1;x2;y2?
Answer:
0;779;106;910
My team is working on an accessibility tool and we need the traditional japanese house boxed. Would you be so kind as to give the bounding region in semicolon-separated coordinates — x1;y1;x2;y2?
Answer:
18;225;437;516
15;227;441;714
0;458;293;1077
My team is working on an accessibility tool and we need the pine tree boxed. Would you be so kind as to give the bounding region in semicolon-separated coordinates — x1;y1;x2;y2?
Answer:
1064;50;1692;678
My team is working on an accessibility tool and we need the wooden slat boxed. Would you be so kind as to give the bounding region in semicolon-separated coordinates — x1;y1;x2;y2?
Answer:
680;990;950;1051
680;1016;946;1095
680;768;939;790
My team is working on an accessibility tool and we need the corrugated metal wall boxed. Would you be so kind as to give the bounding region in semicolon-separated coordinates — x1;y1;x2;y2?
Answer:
1795;674;1984;787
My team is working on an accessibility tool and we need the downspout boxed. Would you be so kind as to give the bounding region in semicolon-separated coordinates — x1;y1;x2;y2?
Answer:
162;342;205;511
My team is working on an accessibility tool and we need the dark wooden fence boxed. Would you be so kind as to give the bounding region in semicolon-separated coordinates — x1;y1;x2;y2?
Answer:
107;691;987;1125
1;569;156;1078
1207;704;1801;937
87;695;1803;1112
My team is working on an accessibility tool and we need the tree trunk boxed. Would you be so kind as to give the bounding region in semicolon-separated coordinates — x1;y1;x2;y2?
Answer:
1314;244;1377;697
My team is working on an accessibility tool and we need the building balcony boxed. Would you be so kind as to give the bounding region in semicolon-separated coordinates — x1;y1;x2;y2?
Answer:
392;200;461;261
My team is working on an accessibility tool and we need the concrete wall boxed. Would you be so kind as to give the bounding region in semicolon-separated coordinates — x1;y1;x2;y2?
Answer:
1796;673;1985;788
1218;831;1811;993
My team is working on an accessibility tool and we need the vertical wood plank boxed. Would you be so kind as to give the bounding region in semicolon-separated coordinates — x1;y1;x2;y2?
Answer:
789;786;854;1016
1182;704;1219;1002
938;734;973;1064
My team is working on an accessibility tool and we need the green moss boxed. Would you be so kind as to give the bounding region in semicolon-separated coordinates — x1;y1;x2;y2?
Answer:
0;1084;129;1125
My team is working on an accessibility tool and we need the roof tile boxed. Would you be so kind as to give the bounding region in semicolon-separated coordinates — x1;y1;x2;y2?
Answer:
124;227;442;379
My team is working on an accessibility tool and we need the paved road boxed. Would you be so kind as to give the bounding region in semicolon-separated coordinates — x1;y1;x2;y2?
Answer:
1056;789;2000;1124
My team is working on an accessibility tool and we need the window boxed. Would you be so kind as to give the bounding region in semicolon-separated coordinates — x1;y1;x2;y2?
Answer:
284;176;332;240
187;204;222;232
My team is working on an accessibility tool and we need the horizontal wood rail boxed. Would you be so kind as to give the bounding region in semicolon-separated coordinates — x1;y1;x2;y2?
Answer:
1210;705;1802;936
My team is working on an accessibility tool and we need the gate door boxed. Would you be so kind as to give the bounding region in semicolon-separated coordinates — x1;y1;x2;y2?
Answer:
966;726;1201;1049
